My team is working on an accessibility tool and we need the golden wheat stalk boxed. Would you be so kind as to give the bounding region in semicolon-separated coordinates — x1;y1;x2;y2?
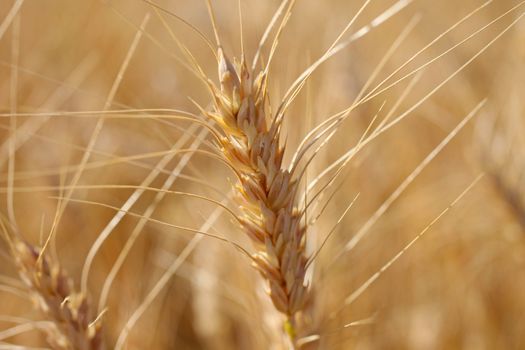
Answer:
201;47;309;344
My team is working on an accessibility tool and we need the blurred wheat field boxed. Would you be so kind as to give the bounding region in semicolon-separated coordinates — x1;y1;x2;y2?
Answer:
0;0;524;349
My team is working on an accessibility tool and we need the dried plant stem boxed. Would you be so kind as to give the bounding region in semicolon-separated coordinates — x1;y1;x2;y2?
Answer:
489;171;525;229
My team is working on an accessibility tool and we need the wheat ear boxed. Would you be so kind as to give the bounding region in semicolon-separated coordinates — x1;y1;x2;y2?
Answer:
6;233;104;350
203;48;309;344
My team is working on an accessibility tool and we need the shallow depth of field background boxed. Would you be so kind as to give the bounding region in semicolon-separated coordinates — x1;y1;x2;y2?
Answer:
0;0;524;349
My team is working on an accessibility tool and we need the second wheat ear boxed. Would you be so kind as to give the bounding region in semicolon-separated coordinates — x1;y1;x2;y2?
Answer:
203;47;310;344
9;235;105;350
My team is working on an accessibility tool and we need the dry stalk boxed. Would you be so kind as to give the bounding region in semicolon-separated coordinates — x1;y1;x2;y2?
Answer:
477;23;525;230
7;234;104;350
481;115;525;229
204;49;310;345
